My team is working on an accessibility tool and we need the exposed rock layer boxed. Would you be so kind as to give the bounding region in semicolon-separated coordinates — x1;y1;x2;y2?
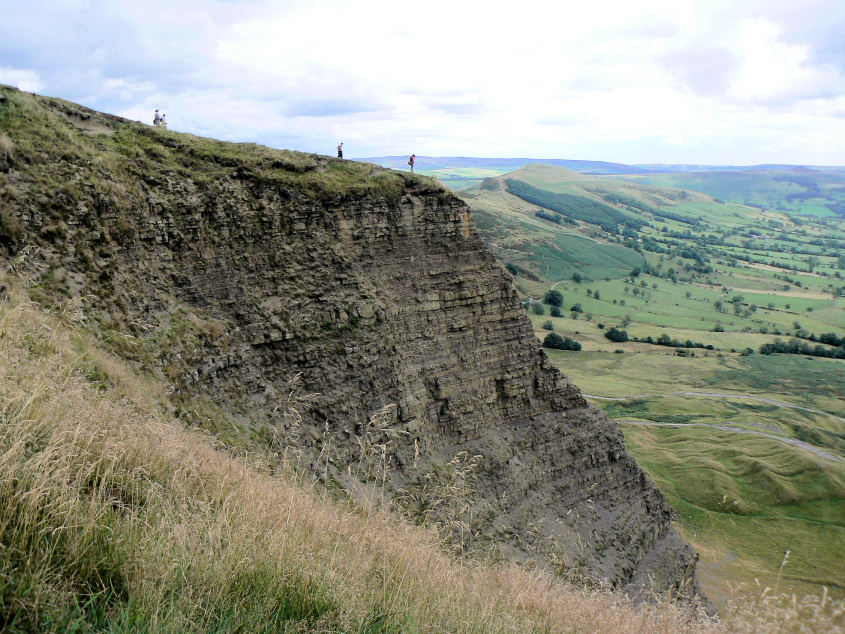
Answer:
0;86;701;598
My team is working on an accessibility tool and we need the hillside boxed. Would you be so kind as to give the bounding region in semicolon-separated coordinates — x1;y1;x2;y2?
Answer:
6;278;843;631
0;86;701;602
620;169;845;218
459;164;715;282
456;163;845;604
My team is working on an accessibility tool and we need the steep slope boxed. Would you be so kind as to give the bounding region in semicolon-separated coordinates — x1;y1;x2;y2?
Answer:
0;86;700;598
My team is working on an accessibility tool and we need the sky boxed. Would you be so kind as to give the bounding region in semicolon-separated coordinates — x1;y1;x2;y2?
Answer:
1;0;844;165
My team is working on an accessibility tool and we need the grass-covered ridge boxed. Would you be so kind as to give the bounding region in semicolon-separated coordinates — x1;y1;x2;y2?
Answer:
0;85;428;217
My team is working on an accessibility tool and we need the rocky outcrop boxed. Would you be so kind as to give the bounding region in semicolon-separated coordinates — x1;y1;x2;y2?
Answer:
0;86;701;599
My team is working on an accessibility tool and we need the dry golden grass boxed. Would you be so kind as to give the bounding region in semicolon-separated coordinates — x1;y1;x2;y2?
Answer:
0;278;842;632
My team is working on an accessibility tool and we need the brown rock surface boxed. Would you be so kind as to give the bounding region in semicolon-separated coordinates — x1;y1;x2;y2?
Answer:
0;86;701;600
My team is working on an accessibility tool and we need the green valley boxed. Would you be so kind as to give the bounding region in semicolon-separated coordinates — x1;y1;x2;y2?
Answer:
456;163;845;605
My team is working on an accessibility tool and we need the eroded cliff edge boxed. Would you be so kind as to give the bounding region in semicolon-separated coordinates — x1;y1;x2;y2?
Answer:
0;86;701;599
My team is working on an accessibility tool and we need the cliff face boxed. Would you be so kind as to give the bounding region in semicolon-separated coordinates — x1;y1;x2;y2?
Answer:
0;86;700;598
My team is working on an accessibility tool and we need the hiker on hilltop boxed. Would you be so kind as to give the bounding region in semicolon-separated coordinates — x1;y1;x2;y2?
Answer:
409;154;415;174
337;142;343;159
153;109;161;126
160;114;167;129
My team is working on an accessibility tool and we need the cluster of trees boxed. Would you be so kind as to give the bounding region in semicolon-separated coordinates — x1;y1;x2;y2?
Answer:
604;327;628;342
544;290;563;306
633;334;714;350
809;332;845;347
790;331;845;347
505;179;643;233
759;338;845;359
535;210;572;225
604;327;714;350
598;191;654;213
542;332;582;351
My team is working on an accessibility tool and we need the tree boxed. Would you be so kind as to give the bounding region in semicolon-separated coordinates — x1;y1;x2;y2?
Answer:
570;303;583;313
605;327;629;343
506;263;518;276
593;290;600;300
572;272;583;284
550;306;563;317
685;291;692;298
631;268;641;277
532;303;545;315
543;332;582;351
714;300;723;312
544;289;564;307
542;320;554;330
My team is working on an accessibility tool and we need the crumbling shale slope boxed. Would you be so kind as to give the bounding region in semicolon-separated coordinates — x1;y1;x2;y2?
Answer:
0;85;700;598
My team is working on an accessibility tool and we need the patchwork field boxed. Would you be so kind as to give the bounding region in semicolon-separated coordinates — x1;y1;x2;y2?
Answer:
456;163;845;606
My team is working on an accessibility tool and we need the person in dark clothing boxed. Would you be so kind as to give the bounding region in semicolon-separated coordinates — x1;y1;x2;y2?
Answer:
409;153;415;174
337;142;343;159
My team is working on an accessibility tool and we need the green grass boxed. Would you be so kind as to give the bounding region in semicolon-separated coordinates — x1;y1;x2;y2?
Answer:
619;170;845;217
485;165;845;605
622;424;845;604
0;86;429;214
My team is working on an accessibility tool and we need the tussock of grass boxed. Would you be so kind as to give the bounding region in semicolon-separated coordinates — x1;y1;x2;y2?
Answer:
0;282;842;632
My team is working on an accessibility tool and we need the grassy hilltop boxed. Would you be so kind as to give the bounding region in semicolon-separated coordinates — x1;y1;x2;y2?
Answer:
457;163;845;606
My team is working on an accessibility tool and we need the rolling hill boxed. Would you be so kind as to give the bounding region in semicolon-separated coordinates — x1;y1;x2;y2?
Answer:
620;169;845;218
457;163;845;605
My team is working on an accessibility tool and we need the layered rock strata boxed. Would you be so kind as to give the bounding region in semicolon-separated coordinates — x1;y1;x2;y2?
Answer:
0;86;701;598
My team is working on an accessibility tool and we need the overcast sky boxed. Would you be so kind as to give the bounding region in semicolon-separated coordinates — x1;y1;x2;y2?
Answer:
2;0;844;165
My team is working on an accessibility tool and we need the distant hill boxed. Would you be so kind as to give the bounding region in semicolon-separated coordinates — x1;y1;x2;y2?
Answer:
636;163;845;173
359;156;845;177
357;156;653;175
359;157;845;215
621;169;845;217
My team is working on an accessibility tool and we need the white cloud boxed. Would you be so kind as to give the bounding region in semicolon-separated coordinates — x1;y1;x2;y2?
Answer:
0;66;43;93
1;0;844;164
729;19;844;104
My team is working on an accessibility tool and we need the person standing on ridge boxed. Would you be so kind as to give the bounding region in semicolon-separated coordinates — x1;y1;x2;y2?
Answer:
409;154;415;174
153;109;161;126
337;142;343;159
160;114;168;129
